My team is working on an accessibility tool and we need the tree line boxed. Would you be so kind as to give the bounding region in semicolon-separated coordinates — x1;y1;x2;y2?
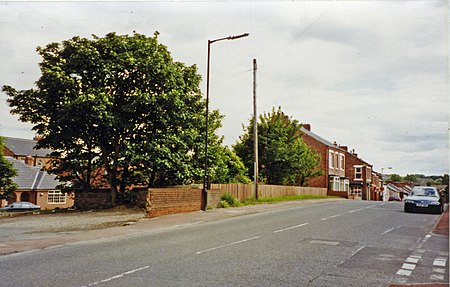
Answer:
1;32;322;203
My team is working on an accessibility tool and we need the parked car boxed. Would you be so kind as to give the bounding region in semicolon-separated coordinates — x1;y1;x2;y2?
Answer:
0;201;40;211
388;195;402;202
404;186;444;214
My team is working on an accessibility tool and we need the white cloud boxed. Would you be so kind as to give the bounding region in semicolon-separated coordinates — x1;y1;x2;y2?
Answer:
0;1;447;175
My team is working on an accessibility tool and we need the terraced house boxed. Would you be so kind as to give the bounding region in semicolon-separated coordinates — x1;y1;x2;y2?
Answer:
300;124;349;197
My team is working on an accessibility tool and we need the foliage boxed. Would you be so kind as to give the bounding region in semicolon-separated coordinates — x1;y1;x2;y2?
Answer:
234;107;323;186
388;174;403;182
0;137;17;199
404;174;420;183
3;32;224;203
209;145;251;184
218;192;241;208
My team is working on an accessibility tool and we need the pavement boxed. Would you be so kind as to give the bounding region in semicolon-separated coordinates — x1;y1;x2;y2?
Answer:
1;198;448;287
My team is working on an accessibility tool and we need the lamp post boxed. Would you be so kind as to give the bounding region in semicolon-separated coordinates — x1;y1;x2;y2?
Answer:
381;167;392;201
202;33;250;211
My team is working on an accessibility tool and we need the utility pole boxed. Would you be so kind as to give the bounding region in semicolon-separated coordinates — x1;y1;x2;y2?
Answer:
253;59;259;200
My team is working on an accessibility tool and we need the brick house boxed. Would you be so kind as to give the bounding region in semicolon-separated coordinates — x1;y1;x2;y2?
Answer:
1;157;74;209
3;136;53;169
300;125;349;197
1;136;74;209
343;148;374;200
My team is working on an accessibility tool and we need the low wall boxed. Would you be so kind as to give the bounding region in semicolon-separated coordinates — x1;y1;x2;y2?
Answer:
146;188;202;218
74;189;113;210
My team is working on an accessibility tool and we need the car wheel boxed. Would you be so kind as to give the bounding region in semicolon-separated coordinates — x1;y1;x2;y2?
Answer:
404;206;409;212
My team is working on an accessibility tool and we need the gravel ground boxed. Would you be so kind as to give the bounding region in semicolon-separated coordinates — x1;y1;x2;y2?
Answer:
0;207;146;233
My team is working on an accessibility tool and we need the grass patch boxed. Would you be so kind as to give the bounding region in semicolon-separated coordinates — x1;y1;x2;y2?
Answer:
241;195;339;205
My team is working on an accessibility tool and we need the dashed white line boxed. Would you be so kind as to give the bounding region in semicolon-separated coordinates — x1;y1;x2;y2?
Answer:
396;269;412;276
195;236;261;255
348;208;363;213
382;225;402;235
433;258;447;267
405;257;420;264
81;266;150;287
431;274;445;281
401;263;416;270
321;214;342;221
382;227;395;235
273;223;309;233
433;268;446;274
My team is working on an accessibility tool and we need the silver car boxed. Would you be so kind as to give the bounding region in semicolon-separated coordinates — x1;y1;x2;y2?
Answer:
404;186;444;214
0;201;41;211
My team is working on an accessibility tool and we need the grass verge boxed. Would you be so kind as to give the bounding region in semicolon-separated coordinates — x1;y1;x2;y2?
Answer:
241;195;339;205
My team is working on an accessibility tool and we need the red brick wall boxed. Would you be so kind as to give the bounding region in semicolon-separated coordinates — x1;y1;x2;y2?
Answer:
301;134;328;189
146;188;202;218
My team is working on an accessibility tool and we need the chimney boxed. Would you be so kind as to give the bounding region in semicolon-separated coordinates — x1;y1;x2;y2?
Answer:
303;124;311;131
25;155;34;166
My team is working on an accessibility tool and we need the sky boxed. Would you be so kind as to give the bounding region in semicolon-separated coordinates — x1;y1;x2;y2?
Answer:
0;1;448;176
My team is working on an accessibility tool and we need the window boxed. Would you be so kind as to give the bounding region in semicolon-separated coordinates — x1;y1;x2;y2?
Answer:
355;166;362;180
333;177;340;191
334;153;338;169
329;151;334;168
47;190;66;204
339;154;345;170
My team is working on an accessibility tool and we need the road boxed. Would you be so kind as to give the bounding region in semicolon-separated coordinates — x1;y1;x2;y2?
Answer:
1;200;448;287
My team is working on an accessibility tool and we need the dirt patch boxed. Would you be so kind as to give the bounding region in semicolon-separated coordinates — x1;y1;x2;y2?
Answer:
0;206;146;233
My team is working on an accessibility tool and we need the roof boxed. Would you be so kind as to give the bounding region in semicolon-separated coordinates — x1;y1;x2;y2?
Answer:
300;127;347;152
3;137;53;157
6;157;60;190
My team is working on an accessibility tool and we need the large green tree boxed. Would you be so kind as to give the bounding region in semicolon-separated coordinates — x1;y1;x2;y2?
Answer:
234;107;323;186
3;32;221;203
0;137;17;199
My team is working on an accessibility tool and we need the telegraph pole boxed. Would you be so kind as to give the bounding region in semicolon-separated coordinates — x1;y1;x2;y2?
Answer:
253;59;259;200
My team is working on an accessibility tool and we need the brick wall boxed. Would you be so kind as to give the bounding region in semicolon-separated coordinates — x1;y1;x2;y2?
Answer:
301;134;328;189
146;188;202;218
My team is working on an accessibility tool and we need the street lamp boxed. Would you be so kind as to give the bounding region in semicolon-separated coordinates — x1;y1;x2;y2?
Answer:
381;167;392;201
202;33;249;211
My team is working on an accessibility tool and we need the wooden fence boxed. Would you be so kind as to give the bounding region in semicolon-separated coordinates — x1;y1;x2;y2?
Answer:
210;183;327;201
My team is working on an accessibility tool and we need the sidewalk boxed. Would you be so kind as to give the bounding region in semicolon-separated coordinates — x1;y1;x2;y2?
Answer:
390;206;449;287
0;198;345;256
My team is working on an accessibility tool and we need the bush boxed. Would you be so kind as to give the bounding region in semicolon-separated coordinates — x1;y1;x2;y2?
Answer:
218;193;240;208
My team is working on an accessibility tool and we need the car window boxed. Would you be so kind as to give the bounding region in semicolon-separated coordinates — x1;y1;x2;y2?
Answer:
411;188;437;197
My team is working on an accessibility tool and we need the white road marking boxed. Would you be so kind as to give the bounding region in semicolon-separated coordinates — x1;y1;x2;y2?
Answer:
431;274;445;281
195;236;261;255
405;257;420;264
401;263;416;270
423;234;432;242
382;227;395;235
366;205;377;209
396;269;412;276
309;240;339;246
433;258;447;267
273;223;309;233
433;268;446;274
352;246;365;256
348;208;363;213
82;266;150;287
321;214;342;220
